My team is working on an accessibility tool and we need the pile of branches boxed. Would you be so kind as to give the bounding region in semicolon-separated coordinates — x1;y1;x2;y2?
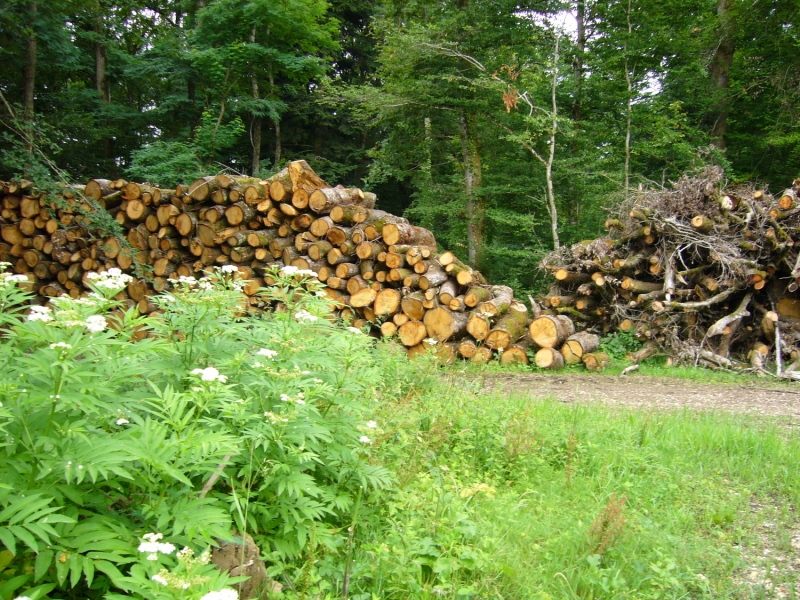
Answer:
541;168;800;374
2;160;585;366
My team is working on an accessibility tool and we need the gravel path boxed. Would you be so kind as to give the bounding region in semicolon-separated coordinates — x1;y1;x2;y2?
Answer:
478;373;800;425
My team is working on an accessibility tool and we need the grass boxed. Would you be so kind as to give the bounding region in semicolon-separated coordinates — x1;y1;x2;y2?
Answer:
348;370;800;599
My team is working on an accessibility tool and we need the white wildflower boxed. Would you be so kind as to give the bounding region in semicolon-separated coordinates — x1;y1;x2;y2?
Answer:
85;315;107;333
296;269;316;277
13;596;33;600
347;327;363;334
280;394;290;402
116;418;130;425
178;276;198;287
294;309;318;322
28;305;53;322
366;420;378;429
423;338;438;345
86;268;133;290
315;291;326;297
257;348;278;359
49;342;72;350
280;265;299;275
152;574;168;586
359;436;372;444
220;264;238;273
191;367;227;383
138;533;176;558
296;399;306;405
198;280;214;291
0;271;29;289
199;589;239;600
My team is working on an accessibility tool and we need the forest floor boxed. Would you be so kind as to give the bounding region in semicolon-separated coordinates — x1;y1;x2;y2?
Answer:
478;372;800;427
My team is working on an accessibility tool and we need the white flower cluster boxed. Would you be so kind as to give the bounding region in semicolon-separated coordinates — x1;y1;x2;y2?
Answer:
294;310;318;322
138;532;176;561
0;270;29;290
347;327;363;334
359;435;372;445
116;417;130;425
28;305;53;322
423;338;438;345
280;265;317;277
220;264;238;274
191;367;228;383
200;589;239;600
13;596;33;600
279;392;306;405
85;315;107;333
86;267;133;290
264;411;289;424
257;348;278;359
49;342;72;350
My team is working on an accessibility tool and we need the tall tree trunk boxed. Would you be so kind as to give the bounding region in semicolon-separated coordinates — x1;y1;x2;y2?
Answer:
546;35;560;250
708;0;736;151
95;10;114;165
249;26;261;175
623;0;634;199
459;110;484;269
268;62;281;167
23;0;37;154
568;0;585;225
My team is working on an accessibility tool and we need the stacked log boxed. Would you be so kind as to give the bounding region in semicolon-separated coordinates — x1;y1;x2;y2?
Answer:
2;161;595;366
541;167;800;373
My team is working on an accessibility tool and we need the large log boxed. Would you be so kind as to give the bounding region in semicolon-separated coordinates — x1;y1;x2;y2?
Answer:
529;315;575;349
484;302;528;350
309;186;375;214
423;307;469;342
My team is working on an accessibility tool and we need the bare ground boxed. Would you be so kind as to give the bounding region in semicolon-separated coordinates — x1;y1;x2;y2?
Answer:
477;372;800;427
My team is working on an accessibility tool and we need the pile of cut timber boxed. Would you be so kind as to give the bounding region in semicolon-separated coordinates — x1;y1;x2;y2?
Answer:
0;161;596;367
541;167;800;374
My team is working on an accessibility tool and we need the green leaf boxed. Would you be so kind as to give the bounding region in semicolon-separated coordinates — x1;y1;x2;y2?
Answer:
34;549;54;582
8;525;39;552
94;559;127;589
69;550;82;587
0;528;16;555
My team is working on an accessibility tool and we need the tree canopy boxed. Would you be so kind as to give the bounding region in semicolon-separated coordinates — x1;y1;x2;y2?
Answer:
1;0;798;292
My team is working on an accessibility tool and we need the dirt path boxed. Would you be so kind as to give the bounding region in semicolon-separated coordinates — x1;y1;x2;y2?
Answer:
478;372;800;426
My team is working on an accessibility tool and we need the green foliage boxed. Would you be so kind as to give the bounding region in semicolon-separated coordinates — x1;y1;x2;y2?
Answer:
0;266;393;598
600;330;644;360
127;141;204;188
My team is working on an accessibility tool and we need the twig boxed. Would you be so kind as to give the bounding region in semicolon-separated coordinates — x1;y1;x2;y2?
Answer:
199;454;233;498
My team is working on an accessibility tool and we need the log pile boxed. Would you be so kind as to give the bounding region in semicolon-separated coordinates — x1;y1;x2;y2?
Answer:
541;167;800;374
1;161;597;367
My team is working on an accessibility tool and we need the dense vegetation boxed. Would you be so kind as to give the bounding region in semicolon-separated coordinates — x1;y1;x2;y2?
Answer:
1;0;798;293
2;267;800;599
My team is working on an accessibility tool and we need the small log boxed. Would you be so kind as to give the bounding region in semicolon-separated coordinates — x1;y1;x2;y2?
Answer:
582;352;611;371
466;312;491;341
478;286;514;317
561;331;600;364
398;320;427;347
534;347;565;369
374;288;401;316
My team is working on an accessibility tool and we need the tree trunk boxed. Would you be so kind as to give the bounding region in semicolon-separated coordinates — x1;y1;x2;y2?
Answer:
250;26;261;175
459;110;484;269
708;0;736;151
23;1;37;155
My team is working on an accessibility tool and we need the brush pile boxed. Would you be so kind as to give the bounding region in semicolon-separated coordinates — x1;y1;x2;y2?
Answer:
541;167;800;374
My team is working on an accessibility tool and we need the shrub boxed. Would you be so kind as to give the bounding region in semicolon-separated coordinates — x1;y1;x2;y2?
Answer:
0;263;391;599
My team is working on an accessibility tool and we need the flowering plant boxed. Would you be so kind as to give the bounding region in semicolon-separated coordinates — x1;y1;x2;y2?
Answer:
0;263;390;599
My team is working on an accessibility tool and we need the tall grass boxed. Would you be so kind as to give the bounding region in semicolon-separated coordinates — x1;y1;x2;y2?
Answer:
351;370;800;599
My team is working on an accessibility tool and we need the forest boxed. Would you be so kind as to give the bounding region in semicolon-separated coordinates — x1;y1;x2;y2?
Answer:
0;0;798;293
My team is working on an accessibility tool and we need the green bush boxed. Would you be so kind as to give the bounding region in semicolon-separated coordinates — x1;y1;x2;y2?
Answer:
0;264;391;599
